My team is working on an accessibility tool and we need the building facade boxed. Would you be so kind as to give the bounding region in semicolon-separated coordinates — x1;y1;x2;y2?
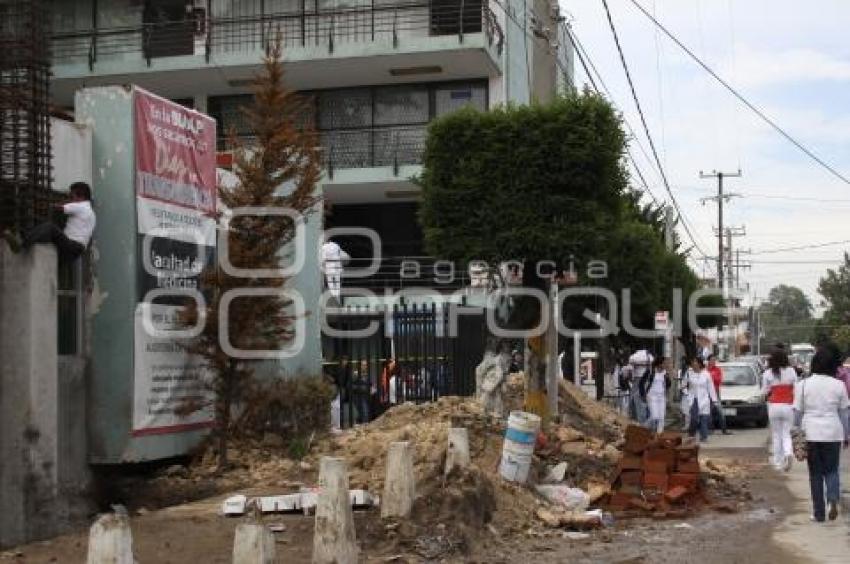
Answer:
48;0;573;289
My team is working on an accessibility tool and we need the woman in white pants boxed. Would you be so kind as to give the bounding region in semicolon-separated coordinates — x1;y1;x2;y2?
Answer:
762;349;798;471
642;356;671;433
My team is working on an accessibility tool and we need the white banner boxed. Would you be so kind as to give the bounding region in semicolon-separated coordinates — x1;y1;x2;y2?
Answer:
137;198;217;246
132;303;214;435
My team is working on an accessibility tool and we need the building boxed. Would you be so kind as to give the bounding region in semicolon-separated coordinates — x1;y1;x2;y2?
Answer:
48;0;574;293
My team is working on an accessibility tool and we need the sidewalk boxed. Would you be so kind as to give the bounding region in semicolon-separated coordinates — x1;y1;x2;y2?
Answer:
772;447;850;563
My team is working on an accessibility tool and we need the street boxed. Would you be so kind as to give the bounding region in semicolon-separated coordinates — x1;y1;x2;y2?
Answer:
705;426;850;563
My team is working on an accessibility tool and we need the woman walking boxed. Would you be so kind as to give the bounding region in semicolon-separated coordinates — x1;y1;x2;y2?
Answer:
793;345;850;522
642;356;671;433
762;349;798;471
687;357;718;442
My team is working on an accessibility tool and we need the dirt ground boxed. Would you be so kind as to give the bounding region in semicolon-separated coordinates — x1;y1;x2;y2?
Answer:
0;380;803;563
2;445;802;564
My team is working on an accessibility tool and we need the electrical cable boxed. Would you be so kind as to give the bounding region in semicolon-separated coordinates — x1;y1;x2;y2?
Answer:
746;239;850;256
627;0;850;186
599;0;708;258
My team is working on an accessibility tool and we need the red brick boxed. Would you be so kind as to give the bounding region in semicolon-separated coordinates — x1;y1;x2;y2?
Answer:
677;459;701;474
624;425;654;454
669;472;700;492
619;470;643;486
617;453;644;471
644;447;677;470
643;459;670;475
676;445;699;461
665;486;690;503
658;431;683;448
643;471;669;492
608;491;635;509
629;497;656;512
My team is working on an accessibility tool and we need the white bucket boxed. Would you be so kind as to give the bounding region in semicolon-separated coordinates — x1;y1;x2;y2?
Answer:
499;411;541;483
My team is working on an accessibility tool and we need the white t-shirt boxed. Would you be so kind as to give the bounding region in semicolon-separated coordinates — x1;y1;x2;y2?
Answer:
794;374;850;442
63;201;96;246
321;241;349;272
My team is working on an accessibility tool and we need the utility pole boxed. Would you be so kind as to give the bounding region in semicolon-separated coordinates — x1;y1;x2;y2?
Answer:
699;170;742;290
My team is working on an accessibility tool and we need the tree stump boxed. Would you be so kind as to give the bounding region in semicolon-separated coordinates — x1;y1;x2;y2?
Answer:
232;522;276;564
86;513;134;564
312;457;358;564
382;441;415;519
445;427;471;475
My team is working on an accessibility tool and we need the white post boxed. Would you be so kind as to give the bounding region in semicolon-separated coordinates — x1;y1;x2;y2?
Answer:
382;441;415;518
547;282;559;418
86;513;134;564
233;522;276;564
312;457;358;564
445;427;470;475
573;332;581;386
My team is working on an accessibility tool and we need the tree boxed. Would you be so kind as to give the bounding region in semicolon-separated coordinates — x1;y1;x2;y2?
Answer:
183;42;321;470
418;93;705;417
758;284;814;347
818;252;850;354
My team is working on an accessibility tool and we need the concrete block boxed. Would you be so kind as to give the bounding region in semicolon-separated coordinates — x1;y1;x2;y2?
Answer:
86;513;134;564
312;457;358;564
676;459;701;474
445;427;470;475
382;441;415;519
232;522;276;564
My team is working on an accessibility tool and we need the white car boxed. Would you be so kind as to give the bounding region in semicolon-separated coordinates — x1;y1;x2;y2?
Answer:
718;362;768;427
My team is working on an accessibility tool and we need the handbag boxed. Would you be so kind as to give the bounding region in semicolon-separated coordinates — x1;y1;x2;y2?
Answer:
790;379;807;462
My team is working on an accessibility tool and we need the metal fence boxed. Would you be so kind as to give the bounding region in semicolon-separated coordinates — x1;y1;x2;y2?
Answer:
322;302;486;428
50;1;503;70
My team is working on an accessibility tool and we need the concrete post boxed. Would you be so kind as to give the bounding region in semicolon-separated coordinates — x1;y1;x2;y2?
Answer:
0;244;59;547
444;428;470;475
86;513;134;564
312;457;358;564
232;522;276;564
382;441;415;519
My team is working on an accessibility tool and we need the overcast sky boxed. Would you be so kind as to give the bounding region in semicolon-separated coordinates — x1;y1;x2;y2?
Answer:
563;0;850;311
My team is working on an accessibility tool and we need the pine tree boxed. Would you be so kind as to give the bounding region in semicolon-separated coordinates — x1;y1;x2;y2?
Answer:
183;40;321;470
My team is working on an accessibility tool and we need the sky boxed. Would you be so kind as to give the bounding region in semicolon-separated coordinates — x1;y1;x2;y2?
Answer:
563;0;850;312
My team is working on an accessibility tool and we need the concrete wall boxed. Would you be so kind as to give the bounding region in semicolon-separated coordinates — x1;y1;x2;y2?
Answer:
0;244;91;548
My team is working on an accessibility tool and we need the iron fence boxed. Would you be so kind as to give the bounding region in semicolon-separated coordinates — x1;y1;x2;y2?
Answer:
322;302;486;428
50;1;503;70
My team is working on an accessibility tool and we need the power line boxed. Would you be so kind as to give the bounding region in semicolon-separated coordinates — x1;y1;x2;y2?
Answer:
747;239;850;256
627;0;850;186
747;259;844;265
599;0;708;258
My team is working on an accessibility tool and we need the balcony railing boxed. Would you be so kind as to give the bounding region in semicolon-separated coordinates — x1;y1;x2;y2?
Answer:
50;1;503;71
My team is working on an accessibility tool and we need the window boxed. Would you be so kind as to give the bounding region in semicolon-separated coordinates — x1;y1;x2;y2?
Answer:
57;256;82;356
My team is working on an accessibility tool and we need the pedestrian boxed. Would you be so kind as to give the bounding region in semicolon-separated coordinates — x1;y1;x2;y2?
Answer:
762;348;798;471
679;356;693;431
616;354;633;416
793;344;850;522
642;356;671;433
687;356;718;442
4;182;96;259
352;359;373;424
628;349;653;423
707;354;732;435
321;236;350;305
380;358;398;407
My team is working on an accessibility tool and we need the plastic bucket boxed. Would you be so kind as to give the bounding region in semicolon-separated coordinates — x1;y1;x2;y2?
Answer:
499;411;541;483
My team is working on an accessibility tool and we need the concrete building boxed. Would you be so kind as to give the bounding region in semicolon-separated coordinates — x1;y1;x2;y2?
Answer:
48;0;574;286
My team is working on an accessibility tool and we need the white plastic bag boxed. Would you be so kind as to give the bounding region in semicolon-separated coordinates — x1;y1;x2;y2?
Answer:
535;485;590;512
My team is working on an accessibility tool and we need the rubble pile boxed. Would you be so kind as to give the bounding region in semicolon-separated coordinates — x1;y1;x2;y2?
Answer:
605;425;704;516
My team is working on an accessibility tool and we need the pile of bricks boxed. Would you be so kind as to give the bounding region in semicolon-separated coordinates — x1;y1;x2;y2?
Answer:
606;425;703;514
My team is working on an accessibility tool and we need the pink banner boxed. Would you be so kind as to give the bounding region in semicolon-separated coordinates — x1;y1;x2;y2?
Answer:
134;88;216;214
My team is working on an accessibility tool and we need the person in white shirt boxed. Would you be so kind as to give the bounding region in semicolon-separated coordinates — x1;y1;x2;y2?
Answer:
11;182;96;258
793;344;850;522
761;348;798;471
321;238;350;304
687;356;718;442
641;356;671;433
628;349;653;424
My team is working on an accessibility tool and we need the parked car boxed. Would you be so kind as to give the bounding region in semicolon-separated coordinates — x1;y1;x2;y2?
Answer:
718;362;768;427
733;355;766;376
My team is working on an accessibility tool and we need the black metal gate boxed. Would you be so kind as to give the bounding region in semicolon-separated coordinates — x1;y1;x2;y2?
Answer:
322;303;485;428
